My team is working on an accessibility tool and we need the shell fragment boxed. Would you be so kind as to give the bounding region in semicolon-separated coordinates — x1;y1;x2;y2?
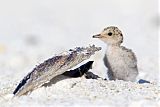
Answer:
13;45;101;96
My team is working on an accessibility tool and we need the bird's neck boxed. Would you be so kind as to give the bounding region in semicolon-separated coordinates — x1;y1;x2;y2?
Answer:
106;44;121;53
107;43;121;48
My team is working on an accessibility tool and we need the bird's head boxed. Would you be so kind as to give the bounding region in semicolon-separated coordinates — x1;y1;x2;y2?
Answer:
93;26;123;46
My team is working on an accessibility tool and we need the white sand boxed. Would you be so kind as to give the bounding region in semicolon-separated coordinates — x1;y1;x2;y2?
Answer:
0;77;159;107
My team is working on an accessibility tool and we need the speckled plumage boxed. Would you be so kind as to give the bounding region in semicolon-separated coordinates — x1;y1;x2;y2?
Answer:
93;26;138;82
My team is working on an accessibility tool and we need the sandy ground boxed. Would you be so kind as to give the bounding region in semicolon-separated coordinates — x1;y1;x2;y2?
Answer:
0;0;159;107
0;78;160;107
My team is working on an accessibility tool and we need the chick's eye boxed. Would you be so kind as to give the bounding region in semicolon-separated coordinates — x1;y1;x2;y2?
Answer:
108;32;112;36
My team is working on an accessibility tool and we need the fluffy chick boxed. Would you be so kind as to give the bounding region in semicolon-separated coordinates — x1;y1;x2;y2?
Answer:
93;26;138;82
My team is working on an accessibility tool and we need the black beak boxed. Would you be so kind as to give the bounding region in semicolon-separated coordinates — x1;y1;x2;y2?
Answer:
92;34;101;38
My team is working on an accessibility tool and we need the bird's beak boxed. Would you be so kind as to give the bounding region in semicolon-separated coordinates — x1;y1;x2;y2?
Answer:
92;34;102;38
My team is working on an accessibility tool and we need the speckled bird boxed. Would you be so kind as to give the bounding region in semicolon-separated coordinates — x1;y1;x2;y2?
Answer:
93;26;138;82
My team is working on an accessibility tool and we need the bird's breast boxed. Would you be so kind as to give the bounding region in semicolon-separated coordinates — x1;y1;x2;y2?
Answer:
106;50;128;76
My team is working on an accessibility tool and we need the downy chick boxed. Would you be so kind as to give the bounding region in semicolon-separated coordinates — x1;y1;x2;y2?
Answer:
93;26;138;82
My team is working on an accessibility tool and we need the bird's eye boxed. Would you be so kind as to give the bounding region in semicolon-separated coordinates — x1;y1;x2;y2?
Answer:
108;32;112;36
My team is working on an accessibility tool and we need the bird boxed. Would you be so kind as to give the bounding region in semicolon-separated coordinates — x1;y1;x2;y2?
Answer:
93;26;138;82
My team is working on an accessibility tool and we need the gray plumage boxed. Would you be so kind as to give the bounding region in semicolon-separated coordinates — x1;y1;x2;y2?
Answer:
93;26;138;82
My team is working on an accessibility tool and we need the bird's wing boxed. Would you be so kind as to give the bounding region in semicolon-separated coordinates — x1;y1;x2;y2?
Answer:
103;54;109;68
121;46;137;68
103;54;114;70
103;54;114;80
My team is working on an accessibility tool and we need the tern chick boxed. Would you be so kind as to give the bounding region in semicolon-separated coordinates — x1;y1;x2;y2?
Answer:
93;26;138;82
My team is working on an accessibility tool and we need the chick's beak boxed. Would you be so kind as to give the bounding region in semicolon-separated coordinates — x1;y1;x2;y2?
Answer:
92;34;101;38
